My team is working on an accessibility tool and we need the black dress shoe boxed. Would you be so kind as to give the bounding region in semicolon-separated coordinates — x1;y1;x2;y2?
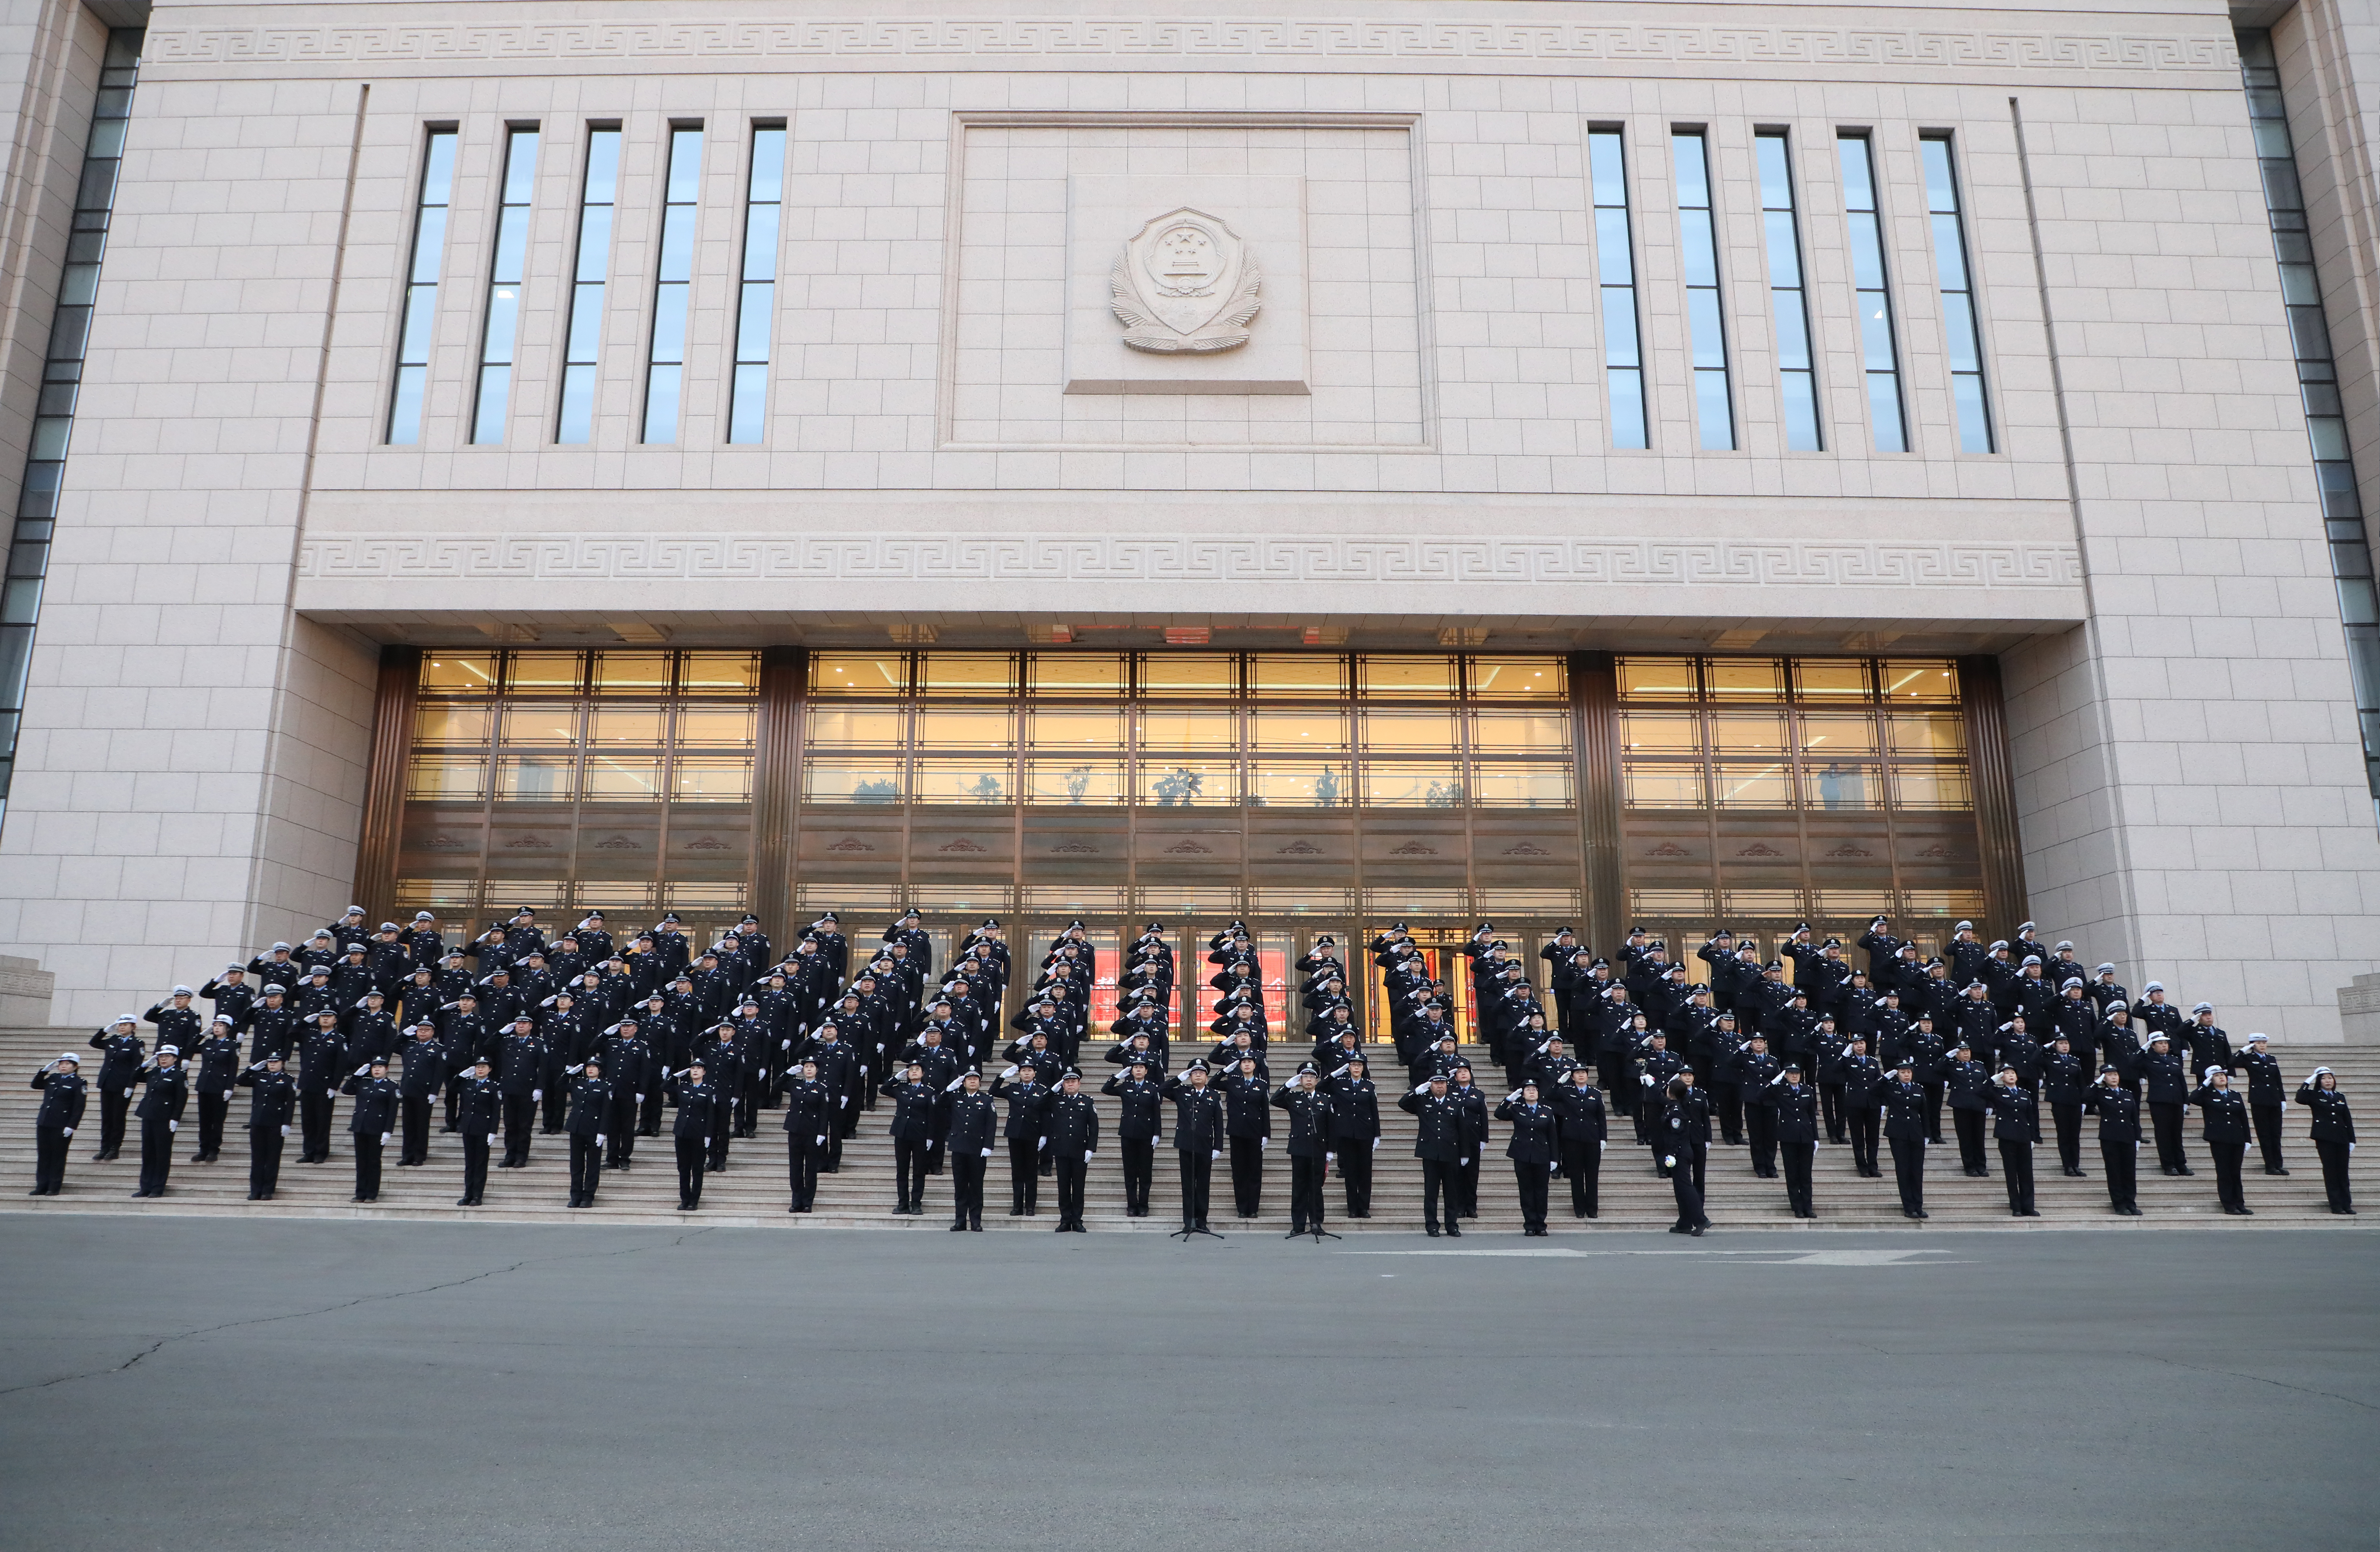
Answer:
950;1221;967;1231
1445;1224;1461;1237
248;1192;264;1201
1688;1224;1705;1236
1425;1224;1440;1236
2266;1166;2290;1175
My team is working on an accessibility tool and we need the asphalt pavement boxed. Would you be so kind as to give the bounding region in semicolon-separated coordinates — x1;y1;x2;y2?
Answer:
0;1217;2372;1551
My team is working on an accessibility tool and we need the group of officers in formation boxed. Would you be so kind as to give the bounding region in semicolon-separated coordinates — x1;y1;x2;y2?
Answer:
22;905;2362;1234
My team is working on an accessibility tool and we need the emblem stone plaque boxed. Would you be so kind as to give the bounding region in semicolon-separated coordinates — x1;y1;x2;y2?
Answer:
1110;207;1262;353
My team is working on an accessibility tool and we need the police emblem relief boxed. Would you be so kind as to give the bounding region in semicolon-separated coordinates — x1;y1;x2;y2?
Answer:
1111;208;1262;353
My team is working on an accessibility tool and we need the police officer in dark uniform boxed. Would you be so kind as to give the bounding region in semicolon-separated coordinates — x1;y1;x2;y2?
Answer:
781;1057;834;1213
1986;1067;2041;1216
1162;1061;1226;1233
2235;1033;2289;1174
2131;1030;2193;1176
2085;1066;2143;1215
455;1056;502;1206
991;1060;1052;1216
1881;1056;1930;1219
1941;1038;1993;1177
1270;1064;1334;1237
666;1059;718;1211
1323;1055;1380;1219
1768;1063;1821;1218
944;1068;997;1230
29;1051;86;1195
1732;1033;1783;1178
1398;1074;1466;1237
131;1045;189;1198
187;1016;242;1164
2040;1033;2091;1177
879;1060;941;1216
235;1053;297;1199
87;1015;144;1160
1100;1060;1165;1218
296;1010;347;1164
1219;1056;1272;1218
1552;1067;1607;1218
396;1022;445;1166
1448;1062;1489;1219
494;1016;544;1169
1660;1073;1712;1235
2190;1068;2253;1215
561;1055;611;1208
1495;1081;1559;1235
1834;1034;1885;1178
2296;1067;2356;1214
1047;1069;1101;1232
339;1056;400;1202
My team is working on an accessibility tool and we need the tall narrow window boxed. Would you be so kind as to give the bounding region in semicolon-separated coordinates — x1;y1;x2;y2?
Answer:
1756;131;1822;450
1591;128;1646;449
729;124;783;445
387;128;457;445
556;126;619;446
1672;130;1734;451
470;127;538;444
0;26;141;834
643;125;702;444
1837;133;1907;453
2240;29;2380;822
1920;135;1993;453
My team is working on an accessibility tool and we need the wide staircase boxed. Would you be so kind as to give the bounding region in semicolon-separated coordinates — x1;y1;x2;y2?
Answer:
2;1024;2372;1231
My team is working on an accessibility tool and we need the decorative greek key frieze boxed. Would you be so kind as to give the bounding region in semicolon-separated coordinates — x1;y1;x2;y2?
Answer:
298;533;2083;589
146;18;2232;76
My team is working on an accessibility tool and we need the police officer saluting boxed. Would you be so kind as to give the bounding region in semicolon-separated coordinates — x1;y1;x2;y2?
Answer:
189;1016;242;1164
131;1044;190;1198
1162;1060;1227;1234
1398;1073;1465;1238
943;1068;997;1231
340;1056;401;1203
1323;1055;1381;1219
1552;1067;1607;1218
2190;1068;2253;1216
552;1055;603;1208
1046;1069;1101;1232
2085;1065;2143;1216
29;1051;86;1195
88;1015;143;1160
1494;1081;1559;1235
455;1056;502;1207
1987;1066;2041;1217
236;1053;298;1200
879;1059;941;1217
666;1059;719;1211
1767;1063;1821;1219
1100;1059;1165;1218
2234;1033;2289;1175
1881;1056;1930;1220
1270;1063;1334;1237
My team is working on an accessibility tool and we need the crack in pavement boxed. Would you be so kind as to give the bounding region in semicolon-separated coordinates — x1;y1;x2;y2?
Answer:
0;1225;716;1400
2129;1350;2378;1413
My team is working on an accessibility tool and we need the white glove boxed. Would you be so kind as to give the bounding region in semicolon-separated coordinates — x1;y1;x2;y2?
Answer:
981;1147;993;1158
62;1127;72;1136
354;1062;371;1076
1373;1137;1380;1152
1003;1064;1019;1078
224;1090;234;1101
168;1120;178;1131
840;1097;849;1108
817;1135;826;1145
1084;1150;1094;1162
1599;1141;1607;1153
635;1093;645;1103
1325;1152;1335;1163
488;1133;497;1145
927;1137;938;1150
280;1124;289;1136
596;1134;605;1148
1260;1137;1268;1150
381;1132;390;1144
1640;1074;1653;1087
532;1089;542;1102
1459;1157;1469;1165
1663;1154;1677;1168
781;1039;791;1050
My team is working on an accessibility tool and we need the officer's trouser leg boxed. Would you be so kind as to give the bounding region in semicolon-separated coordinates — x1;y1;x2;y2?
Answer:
569;1134;599;1203
952;1152;984;1226
1515;1162;1547;1231
638;1086;664;1134
1748;1107;1777;1175
1781;1140;1814;1214
1953;1108;1987;1173
443;1075;464;1131
34;1128;68;1193
1339;1146;1371;1215
895;1139;923;1210
1716;1082;1742;1144
300;1088;334;1160
1924;1085;1945;1142
1889;1135;1925;1214
2251;1103;2286;1171
1998;1138;2033;1212
1123;1137;1153;1214
401;1096;432;1164
1421;1158;1452;1231
501;1094;533;1164
250;1129;285;1198
2211;1139;2245;1210
1670;1146;1708;1229
2101;1140;2135;1211
1008;1136;1037;1212
1820;1083;1844;1142
1849;1108;1880;1174
197;1091;227;1158
2149;1102;2186;1171
354;1136;383;1200
137;1117;172;1194
607;1096;637;1165
99;1086;130;1156
1056;1159;1087;1227
1287;1155;1319;1232
1458;1156;1480;1217
1229;1137;1262;1215
675;1137;705;1206
2316;1140;2353;1211
2052;1103;2082;1172
461;1134;490;1203
1561;1141;1599;1216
